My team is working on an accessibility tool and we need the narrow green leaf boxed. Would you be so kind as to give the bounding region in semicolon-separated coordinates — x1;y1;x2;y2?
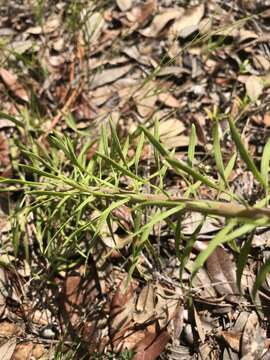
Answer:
252;258;270;299
224;152;237;181
96;152;144;182
95;198;129;236
191;219;237;279
180;219;204;282
0;112;24;127
49;133;69;157
165;157;220;191
188;124;196;167
100;124;109;156
260;136;270;190
236;234;253;293
135;132;145;175
141;126;169;157
228;117;264;186
175;218;182;260
141;125;220;190
18;164;59;180
192;217;269;280
109;118;128;167
212;121;226;183
136;204;185;239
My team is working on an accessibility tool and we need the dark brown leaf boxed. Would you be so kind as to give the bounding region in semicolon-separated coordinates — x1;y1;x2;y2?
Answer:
206;246;239;303
133;330;170;360
0;133;10;167
0;68;29;102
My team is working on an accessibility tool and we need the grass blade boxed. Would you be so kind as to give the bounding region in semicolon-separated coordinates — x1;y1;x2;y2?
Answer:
252;257;270;299
135;131;145;175
96;152;144;182
236;234;253;293
212;121;226;183
260;136;270;190
224;152;237;181
109;118;128;167
141;126;220;191
188;124;196;167
228;117;264;186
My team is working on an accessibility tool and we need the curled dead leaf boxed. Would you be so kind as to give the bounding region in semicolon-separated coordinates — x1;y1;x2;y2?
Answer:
133;283;155;324
245;76;264;102
140;9;184;37
0;68;29;102
116;0;133;11
206;246;239;303
169;4;205;39
127;0;156;25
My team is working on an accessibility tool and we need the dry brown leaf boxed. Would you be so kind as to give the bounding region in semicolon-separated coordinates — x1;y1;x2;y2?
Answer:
169;4;205;39
133;283;155;323
263;113;270;127
112;205;134;231
157;93;180;108
136;94;157;118
133;330;170;360
127;0;156;25
90;65;132;89
193;306;205;343
0;268;8;318
61;275;83;327
116;0;133;11
0;68;29;102
245;76;264;102
241;312;265;359
110;278;135;336
0;338;17;360
59;266;99;330
206;246;239;303
158;118;185;138
0;322;23;337
172;303;184;339
221;331;241;352
44;16;61;33
82;11;105;43
140;9;184;37
0;133;10;167
238;29;258;42
11;342;33;360
31;344;45;359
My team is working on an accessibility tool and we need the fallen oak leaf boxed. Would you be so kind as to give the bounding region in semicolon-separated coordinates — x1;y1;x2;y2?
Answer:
0;68;29;102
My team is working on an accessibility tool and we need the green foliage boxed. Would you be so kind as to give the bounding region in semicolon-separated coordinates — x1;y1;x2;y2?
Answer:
2;114;270;300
